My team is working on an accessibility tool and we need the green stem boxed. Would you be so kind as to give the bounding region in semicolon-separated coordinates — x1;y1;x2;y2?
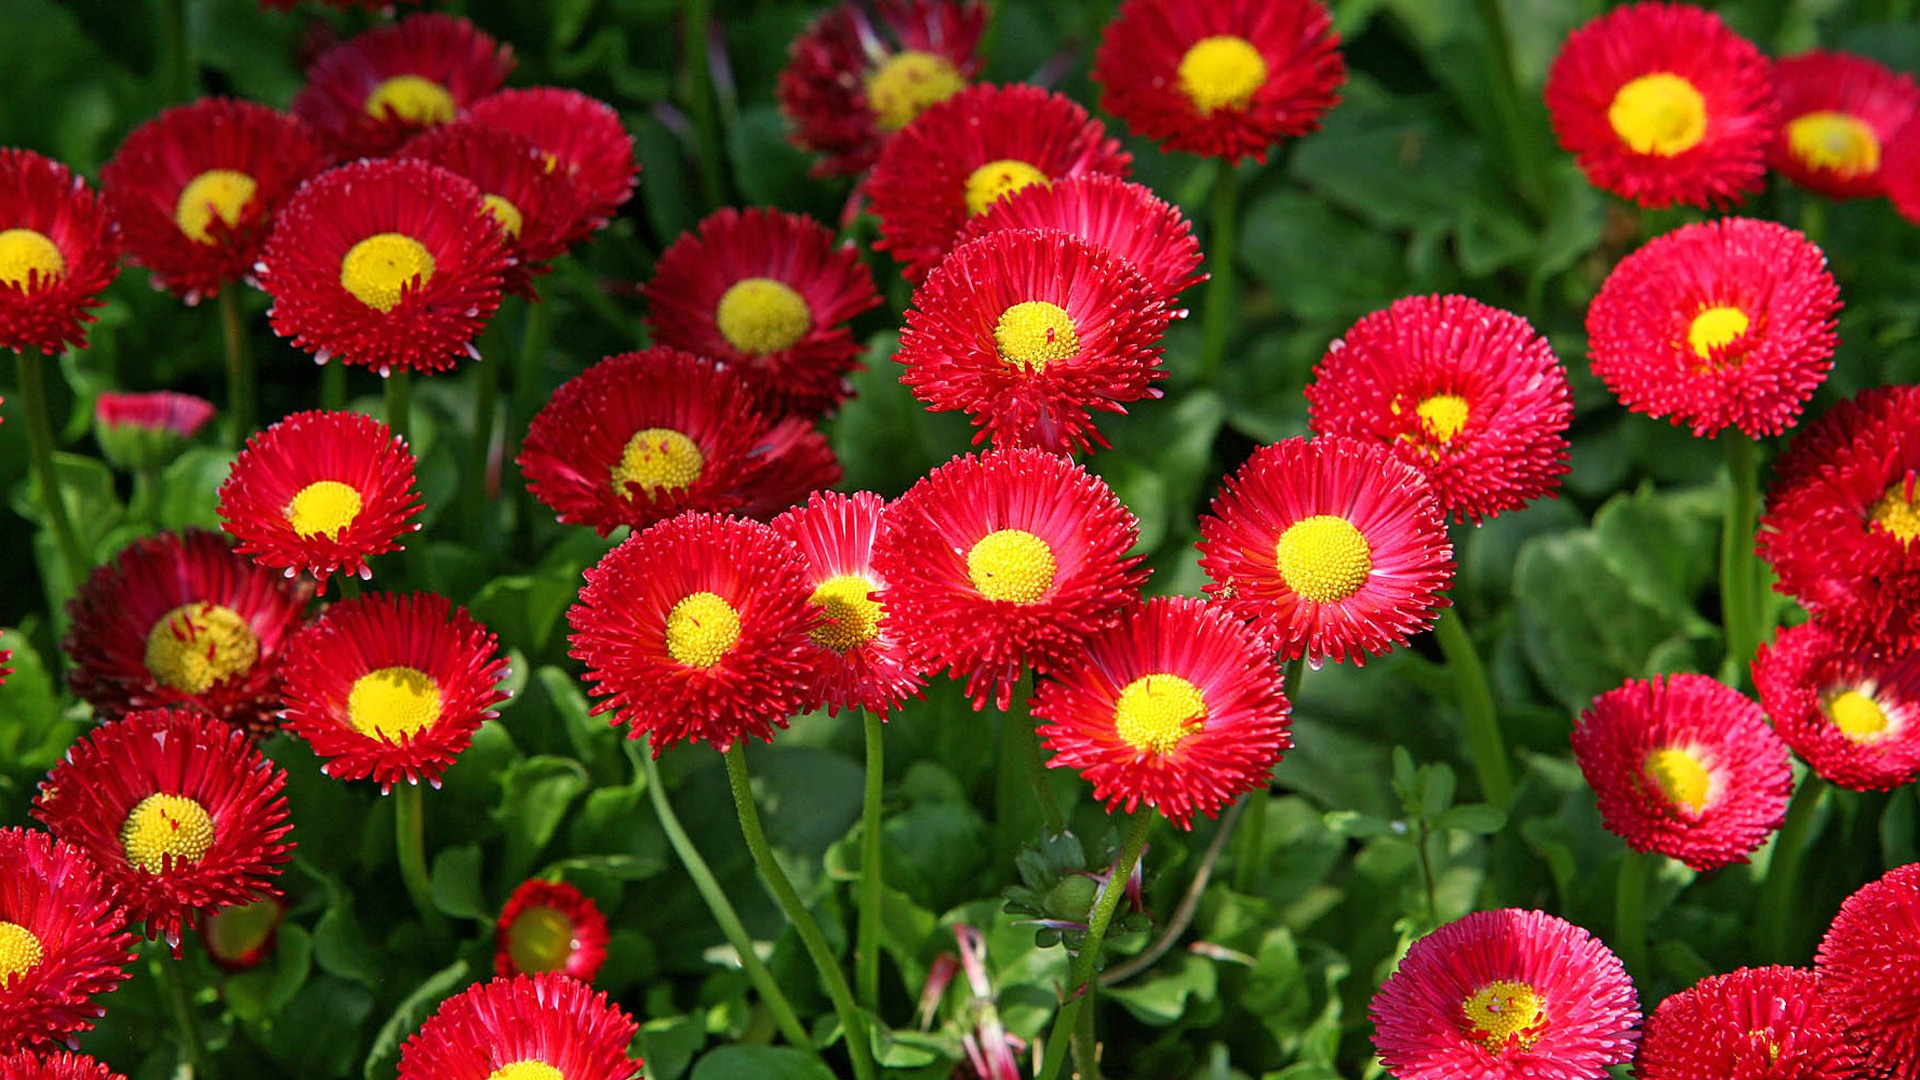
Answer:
336;574;362;601
463;309;511;544
384;369;413;448
1434;606;1513;809
724;744;877;1080
156;952;212;1079
1196;163;1240;387
1759;773;1827;961
1234;659;1303;893
394;783;449;947
1613;850;1650;981
1720;432;1760;688
857;710;885;1012
1037;811;1153;1080
509;289;552;552
16;351;89;590
1472;0;1548;214
683;0;726;209
157;0;191;103
1414;815;1440;929
638;748;819;1056
130;468;161;527
998;671;1064;859
1800;197;1827;249
1072;987;1102;1080
321;361;346;411
219;287;254;448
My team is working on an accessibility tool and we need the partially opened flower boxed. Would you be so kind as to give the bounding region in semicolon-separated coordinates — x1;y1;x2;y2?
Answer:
280;592;510;792
33;708;294;953
1634;965;1860;1080
643;207;881;418
1816;862;1920;1078
1092;0;1344;163
1770;50;1920;201
466;88;636;231
396;973;641;1080
955;175;1205;306
1543;3;1774;209
494;880;608;983
1754;620;1920;791
1586;218;1840;439
0;1051;126;1080
1306;295;1573;524
200;896;285;972
0;149;120;355
292;13;514;159
94;390;216;471
1370;908;1640;1080
101;98;327;304
399;121;591;296
1197;435;1453;666
0;828;136;1054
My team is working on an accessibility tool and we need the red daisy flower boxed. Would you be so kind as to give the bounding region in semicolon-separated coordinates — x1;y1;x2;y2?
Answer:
398;122;590;297
291;13;514;160
63;529;312;738
494;880;608;983
1196;435;1454;667
0;1051;126;1080
1759;385;1920;656
33;707;294;953
1634;965;1861;1080
280;592;510;793
0;650;10;691
1586;217;1840;439
218;409;423;587
0;149;119;355
1754;620;1920;792
1571;673;1792;872
0;828;135;1054
866;83;1132;282
642;207;881;418
200;896;285;972
1886;115;1920;224
1817;862;1920;1077
872;448;1148;711
1770;50;1920;201
465;88;637;232
258;157;509;375
101;99;327;305
1543;3;1775;209
897;228;1172;455
1092;0;1345;163
730;416;842;524
1306;295;1573;525
777;0;989;178
396;973;641;1080
1369;908;1640;1080
567;512;822;755
770;490;926;718
954;175;1206;306
94;390;216;472
1033;596;1291;828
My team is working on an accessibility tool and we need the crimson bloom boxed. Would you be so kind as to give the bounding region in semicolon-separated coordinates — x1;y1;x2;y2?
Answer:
0;829;135;1054
94;390;216;471
396;973;641;1080
1816;862;1920;1078
494;880;608;983
0;149;119;355
1634;965;1861;1080
466;88;637;231
1754;620;1920;791
1770;50;1920;201
1887;115;1920;224
0;1051;126;1080
399;121;591;297
292;13;514;159
955;175;1205;306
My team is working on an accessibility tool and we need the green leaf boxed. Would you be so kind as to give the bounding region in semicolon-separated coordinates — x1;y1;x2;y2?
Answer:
0;629;66;769
431;844;489;920
639;1014;706;1080
312;900;382;988
687;1046;837;1080
362;959;472;1080
492;755;590;883
1106;953;1218;1026
224;923;313;1024
468;575;577;660
1437;804;1508;835
155;446;235;531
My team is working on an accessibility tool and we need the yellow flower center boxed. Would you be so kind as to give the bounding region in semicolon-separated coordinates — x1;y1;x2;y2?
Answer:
364;74;456;125
1416;394;1470;445
665;592;741;669
1461;979;1547;1054
174;168;259;245
1687;305;1750;361
1871;479;1919;543
339;232;435;313
994;300;1080;372
505;904;575;974
966;528;1056;603
0;228;65;290
1113;673;1208;756
487;1063;565;1080
346;666;443;741
1645;746;1711;816
808;574;883;653
1824;687;1891;743
866;50;967;132
1608;72;1708;156
0;922;44;988
145;602;260;694
715;277;812;355
611;427;704;497
964;159;1049;217
285;479;364;540
481;193;524;239
1177;35;1269;114
1787;111;1881;178
1274;515;1372;603
121;792;217;872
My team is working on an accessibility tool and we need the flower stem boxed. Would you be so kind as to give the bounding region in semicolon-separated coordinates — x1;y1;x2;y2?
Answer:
156;0;191;103
16;351;89;591
463;306;513;544
1759;773;1827;961
155;951;213;1079
1472;0;1548;213
394;782;449;947
1719;432;1760;688
724;743;877;1080
1435;606;1514;809
321;362;346;411
1036;810;1152;1080
219;287;254;448
508;286;552;552
1613;849;1650;980
336;574;362;601
1233;658;1305;893
384;370;413;449
857;710;886;1012
1196;162;1241;387
999;670;1065;859
682;0;727;209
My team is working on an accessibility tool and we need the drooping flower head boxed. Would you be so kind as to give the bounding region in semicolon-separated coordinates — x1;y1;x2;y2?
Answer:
466;88;637;232
93;390;217;472
642;207;881;418
63;529;312;738
1092;0;1345;163
1770;50;1920;201
33;708;294;953
897;229;1171;455
1816;862;1920;1078
1633;965;1861;1080
1543;3;1775;209
0;149;120;355
1754;620;1920;792
280;592;510;793
258;157;509;375
777;0;989;178
1306;295;1573;524
867;83;1132;282
1586;217;1840;439
396;973;642;1080
101;98;327;304
1197;435;1453;666
873;448;1148;710
292;13;514;159
1369;908;1640;1080
0;829;135;1054
954;175;1206;306
494;880;608;983
0;1051;127;1080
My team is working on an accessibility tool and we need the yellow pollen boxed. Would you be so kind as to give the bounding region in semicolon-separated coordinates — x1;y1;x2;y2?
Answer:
1274;515;1372;604
284;479;364;540
966;528;1057;603
611;427;704;498
665;592;741;669
964;159;1049;217
1113;674;1208;756
994;300;1080;371
807;574;883;653
866;50;967;132
0;228;65;290
1871;479;1920;543
174;169;258;244
121;792;217;873
1461;980;1547;1054
715;277;812;355
1645;747;1712;816
1687;305;1750;361
1415;394;1470;445
1788;111;1881;178
486;1062;565;1080
339;232;435;313
0;922;44;988
364;74;456;125
481;193;524;239
506;904;576;974
346;666;443;741
145;602;260;694
1608;72;1708;156
1825;688;1892;743
1177;35;1269;114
